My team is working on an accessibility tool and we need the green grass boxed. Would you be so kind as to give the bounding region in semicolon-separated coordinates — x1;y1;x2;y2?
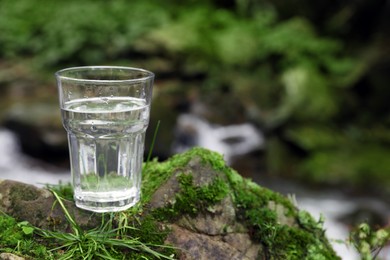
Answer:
0;211;51;259
0;187;177;259
34;190;176;260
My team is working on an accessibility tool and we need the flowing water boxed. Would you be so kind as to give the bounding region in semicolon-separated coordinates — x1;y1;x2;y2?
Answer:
0;129;70;186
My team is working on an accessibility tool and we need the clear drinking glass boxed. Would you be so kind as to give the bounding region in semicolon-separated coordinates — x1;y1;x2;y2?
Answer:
55;66;154;212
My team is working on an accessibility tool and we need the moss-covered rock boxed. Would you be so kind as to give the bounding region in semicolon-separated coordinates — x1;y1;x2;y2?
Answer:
0;179;99;233
142;148;339;259
0;148;339;259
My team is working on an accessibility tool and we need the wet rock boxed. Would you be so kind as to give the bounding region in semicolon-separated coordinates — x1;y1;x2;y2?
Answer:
144;149;339;259
143;157;265;259
165;224;261;260
0;148;339;259
0;179;99;232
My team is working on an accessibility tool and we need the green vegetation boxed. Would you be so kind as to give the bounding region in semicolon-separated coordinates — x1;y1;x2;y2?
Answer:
152;173;230;220
0;0;388;196
224;158;338;259
143;147;390;259
0;0;389;258
0;213;51;259
0;189;176;260
1;148;390;259
36;191;175;260
0;0;166;66
0;148;340;259
45;182;74;201
349;223;390;260
145;148;340;259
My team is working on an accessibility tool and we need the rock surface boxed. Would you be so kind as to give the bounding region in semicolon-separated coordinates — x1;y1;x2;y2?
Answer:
147;156;262;259
0;148;339;259
0;179;99;232
0;253;25;260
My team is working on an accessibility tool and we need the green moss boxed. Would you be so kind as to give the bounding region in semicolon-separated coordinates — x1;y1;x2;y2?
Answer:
175;173;229;214
122;215;176;259
141;147;229;205
268;226;327;259
234;180;338;258
227;167;338;258
45;182;74;201
10;184;39;202
0;214;25;247
0;213;51;259
142;148;339;258
152;173;229;221
141;159;173;204
175;148;339;258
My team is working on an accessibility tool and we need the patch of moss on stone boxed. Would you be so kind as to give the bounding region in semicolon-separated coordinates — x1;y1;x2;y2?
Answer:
0;213;51;259
228;173;337;257
219;159;338;258
142;147;229;205
10;184;40;202
142;147;339;259
0;214;25;247
1;147;339;259
152;173;229;221
141;159;174;204
45;182;74;201
108;213;176;259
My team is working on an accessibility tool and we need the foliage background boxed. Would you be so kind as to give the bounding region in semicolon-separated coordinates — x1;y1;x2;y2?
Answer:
0;0;389;198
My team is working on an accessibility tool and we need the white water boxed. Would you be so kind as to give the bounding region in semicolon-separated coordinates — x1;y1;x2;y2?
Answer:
172;114;264;165
298;196;360;259
0;129;70;187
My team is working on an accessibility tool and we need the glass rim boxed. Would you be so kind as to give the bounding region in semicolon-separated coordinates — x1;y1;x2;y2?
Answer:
55;66;154;83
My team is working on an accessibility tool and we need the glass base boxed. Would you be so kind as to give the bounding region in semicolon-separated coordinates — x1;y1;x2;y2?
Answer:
74;190;140;213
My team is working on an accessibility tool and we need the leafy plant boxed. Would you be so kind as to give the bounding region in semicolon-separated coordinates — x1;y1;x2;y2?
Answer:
0;211;50;259
349;223;390;260
0;0;167;66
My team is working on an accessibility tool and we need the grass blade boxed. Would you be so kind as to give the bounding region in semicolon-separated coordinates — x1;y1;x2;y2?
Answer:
49;189;81;237
146;120;160;163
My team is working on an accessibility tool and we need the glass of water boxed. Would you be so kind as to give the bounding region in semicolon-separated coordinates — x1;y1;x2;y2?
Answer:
55;66;154;212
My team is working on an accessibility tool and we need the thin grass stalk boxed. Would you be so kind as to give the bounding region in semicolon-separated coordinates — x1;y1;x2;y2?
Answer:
146;119;161;163
50;189;81;237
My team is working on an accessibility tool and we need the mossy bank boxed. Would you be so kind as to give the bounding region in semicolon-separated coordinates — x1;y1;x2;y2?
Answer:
0;147;339;259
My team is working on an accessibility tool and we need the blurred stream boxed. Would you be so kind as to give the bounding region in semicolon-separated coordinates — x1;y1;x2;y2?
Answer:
0;129;70;187
1;125;389;259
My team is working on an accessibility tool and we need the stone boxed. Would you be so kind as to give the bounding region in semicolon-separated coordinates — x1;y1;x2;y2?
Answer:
165;224;259;260
142;149;340;259
0;148;340;259
0;179;99;232
0;253;25;260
